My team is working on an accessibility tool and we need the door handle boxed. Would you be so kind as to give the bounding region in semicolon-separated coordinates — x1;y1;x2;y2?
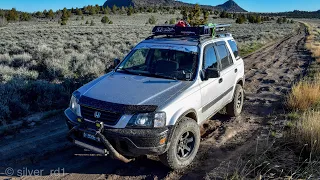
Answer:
219;78;223;83
235;68;238;73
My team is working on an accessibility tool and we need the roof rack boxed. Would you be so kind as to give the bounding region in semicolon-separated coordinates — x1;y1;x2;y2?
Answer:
146;23;232;40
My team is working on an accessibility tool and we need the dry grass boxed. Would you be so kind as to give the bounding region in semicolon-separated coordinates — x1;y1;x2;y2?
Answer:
287;80;320;111
292;111;320;154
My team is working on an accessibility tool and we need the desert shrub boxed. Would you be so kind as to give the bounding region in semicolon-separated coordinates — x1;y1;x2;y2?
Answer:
61;21;67;25
148;16;156;24
248;14;262;23
69;52;105;78
0;65;39;81
90;20;95;26
109;21;113;24
20;12;32;21
0;54;12;65
23;80;70;111
169;18;176;24
0;17;7;27
0;79;29;121
0;78;73;123
11;53;33;68
236;15;246;24
287;80;320;111
127;6;134;16
85;20;89;24
76;8;83;16
101;16;110;24
44;58;70;79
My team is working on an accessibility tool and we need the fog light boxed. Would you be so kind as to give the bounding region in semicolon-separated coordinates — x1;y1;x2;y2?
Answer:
159;137;166;145
77;118;82;123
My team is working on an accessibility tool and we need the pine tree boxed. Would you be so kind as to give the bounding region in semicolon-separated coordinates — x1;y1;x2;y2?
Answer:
6;8;19;21
112;5;118;14
47;9;54;19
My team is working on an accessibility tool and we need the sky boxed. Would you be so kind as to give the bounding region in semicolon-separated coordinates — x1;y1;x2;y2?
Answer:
0;0;319;13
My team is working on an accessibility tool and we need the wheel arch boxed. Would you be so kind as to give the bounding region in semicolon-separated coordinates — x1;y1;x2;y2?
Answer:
236;78;244;87
166;109;198;148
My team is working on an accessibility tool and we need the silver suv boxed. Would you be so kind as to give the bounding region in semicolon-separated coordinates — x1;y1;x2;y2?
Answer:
65;24;245;170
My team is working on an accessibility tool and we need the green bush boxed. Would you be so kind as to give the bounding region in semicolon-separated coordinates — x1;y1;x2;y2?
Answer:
20;12;32;21
148;16;156;24
169;18;176;24
101;16;110;24
61;20;67;25
236;15;246;24
90;20;95;26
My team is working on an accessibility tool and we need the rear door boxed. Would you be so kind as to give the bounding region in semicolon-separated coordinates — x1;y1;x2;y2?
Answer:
199;43;224;120
214;41;237;104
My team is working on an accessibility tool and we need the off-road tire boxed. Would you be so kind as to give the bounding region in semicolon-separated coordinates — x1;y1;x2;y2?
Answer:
226;84;244;117
159;117;200;170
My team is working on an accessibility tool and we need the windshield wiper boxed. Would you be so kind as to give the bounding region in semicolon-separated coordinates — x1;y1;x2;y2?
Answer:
149;73;178;80
116;68;137;75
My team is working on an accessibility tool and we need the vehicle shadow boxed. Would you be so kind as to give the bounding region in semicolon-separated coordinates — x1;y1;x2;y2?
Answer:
0;146;171;179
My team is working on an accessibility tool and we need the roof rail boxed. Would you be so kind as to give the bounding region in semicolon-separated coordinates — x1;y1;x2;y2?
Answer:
148;23;231;40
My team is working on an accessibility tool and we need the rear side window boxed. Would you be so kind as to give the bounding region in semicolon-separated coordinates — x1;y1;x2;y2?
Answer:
228;40;239;58
215;44;233;70
203;45;218;69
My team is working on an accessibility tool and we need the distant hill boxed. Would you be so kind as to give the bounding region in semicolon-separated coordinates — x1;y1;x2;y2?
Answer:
103;0;247;12
216;0;247;12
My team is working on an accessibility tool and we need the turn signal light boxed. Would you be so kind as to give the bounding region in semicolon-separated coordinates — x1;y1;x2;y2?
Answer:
159;137;166;145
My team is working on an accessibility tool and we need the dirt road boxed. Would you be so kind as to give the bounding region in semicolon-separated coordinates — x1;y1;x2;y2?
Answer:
0;25;311;180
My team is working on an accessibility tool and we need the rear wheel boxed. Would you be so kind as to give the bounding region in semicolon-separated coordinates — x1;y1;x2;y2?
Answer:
159;117;200;170
226;84;244;117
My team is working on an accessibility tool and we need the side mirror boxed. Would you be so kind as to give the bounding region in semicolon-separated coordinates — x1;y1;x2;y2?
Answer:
114;59;120;68
205;68;220;80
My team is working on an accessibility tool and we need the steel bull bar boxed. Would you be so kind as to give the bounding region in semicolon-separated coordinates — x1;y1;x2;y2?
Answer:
67;125;132;163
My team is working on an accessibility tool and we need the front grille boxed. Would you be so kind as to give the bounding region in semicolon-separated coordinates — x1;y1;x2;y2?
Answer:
81;105;122;126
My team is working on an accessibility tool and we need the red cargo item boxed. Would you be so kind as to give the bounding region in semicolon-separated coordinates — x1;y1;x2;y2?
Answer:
176;20;187;27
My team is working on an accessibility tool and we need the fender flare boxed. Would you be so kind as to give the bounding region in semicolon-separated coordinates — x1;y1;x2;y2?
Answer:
166;108;198;147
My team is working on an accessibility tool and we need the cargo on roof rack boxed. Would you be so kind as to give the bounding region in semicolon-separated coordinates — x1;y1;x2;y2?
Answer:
151;23;231;37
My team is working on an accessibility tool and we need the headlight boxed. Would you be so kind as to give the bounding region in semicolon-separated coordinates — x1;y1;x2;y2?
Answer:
127;112;166;128
70;95;81;117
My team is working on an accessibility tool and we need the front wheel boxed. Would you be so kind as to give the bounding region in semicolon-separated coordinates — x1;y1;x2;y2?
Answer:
159;117;200;170
226;84;244;117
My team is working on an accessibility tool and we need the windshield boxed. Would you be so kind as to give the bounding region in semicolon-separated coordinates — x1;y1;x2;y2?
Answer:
117;48;198;81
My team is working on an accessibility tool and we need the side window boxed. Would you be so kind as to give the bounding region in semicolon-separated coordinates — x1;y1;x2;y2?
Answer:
203;45;218;69
228;40;239;58
215;44;233;70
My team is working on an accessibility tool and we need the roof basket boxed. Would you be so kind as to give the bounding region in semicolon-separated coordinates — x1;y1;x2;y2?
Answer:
151;23;231;38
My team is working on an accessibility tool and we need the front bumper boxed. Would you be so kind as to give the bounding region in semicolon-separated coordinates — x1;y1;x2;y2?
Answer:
65;108;173;158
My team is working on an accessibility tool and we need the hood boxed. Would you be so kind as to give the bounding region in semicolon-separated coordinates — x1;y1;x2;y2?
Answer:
78;72;192;107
